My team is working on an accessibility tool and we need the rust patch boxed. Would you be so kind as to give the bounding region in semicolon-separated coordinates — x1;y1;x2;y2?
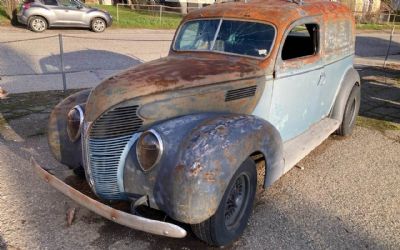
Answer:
189;162;203;176
203;172;216;183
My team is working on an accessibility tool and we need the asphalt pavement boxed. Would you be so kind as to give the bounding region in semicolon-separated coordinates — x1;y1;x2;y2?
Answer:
0;27;399;93
0;27;399;249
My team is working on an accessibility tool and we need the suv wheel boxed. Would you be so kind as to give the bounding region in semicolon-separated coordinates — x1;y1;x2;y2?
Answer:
191;158;257;246
91;18;106;32
29;16;47;32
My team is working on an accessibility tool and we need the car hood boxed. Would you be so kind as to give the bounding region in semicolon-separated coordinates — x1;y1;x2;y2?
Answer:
85;54;264;122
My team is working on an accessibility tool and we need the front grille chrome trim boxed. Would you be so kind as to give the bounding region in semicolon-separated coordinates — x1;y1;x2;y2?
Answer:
83;104;143;200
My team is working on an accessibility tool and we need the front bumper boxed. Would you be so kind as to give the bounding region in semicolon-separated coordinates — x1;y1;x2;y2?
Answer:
31;157;187;238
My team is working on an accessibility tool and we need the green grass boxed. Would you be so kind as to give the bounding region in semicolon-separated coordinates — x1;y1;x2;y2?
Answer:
356;23;399;30
91;5;182;29
356;116;400;131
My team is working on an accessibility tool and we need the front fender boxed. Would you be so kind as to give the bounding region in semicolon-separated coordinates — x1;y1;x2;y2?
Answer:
48;89;91;169
149;113;283;224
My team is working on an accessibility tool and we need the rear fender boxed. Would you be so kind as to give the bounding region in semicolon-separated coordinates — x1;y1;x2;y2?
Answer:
330;67;360;122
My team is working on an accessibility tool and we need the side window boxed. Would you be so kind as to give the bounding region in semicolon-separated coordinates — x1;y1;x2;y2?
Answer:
42;0;58;5
281;23;319;60
58;0;79;8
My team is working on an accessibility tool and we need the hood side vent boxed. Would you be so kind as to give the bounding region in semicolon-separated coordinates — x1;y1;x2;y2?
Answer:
225;85;257;102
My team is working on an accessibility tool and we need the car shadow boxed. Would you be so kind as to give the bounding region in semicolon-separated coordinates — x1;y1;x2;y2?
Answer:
357;66;400;124
39;49;141;74
355;36;400;58
0;43;142;92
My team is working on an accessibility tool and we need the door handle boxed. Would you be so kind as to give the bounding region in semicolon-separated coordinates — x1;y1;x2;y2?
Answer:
318;72;326;86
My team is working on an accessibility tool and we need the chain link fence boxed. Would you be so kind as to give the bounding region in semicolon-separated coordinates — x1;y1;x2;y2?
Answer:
115;3;203;23
353;10;400;24
0;32;173;93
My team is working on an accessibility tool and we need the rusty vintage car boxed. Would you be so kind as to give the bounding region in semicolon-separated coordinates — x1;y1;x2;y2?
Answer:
32;0;360;246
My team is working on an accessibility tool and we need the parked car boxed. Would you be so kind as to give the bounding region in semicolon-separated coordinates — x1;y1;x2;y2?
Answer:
32;0;360;246
17;0;112;32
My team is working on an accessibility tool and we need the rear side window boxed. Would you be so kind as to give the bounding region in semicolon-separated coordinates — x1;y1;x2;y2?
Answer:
41;0;58;5
282;23;319;60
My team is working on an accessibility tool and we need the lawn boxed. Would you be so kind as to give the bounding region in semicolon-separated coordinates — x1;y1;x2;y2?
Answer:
356;23;399;31
91;5;182;29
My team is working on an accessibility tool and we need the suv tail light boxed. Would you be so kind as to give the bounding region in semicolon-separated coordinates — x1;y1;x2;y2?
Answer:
22;3;31;9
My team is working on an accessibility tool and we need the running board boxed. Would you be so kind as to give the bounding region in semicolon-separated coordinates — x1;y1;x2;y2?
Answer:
283;118;340;174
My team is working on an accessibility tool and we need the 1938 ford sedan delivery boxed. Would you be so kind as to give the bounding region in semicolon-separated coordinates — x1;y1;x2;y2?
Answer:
32;0;361;246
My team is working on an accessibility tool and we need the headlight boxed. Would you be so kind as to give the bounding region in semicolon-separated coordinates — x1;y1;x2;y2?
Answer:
136;129;163;171
67;105;84;142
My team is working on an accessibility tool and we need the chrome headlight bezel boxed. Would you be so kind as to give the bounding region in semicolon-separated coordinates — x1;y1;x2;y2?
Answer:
67;105;84;142
136;129;163;172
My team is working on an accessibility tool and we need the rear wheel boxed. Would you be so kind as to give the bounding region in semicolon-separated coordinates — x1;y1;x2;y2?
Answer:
191;158;256;246
337;84;361;136
29;16;47;32
91;18;106;33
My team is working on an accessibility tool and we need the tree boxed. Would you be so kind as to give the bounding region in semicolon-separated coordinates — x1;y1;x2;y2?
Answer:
0;0;19;20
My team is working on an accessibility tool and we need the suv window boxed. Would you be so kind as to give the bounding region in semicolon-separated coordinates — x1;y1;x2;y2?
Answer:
42;0;58;5
58;0;79;7
282;23;319;60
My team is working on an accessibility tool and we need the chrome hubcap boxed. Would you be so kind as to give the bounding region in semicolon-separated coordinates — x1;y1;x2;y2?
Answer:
32;19;45;31
93;20;105;31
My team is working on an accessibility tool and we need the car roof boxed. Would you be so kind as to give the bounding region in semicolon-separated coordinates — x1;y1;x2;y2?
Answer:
184;0;353;28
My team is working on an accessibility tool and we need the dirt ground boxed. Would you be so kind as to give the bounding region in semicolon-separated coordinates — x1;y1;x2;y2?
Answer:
0;66;399;249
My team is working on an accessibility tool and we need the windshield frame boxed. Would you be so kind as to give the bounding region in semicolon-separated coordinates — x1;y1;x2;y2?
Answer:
172;18;277;60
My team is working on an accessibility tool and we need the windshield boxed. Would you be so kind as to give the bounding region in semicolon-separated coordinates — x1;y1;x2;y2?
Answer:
174;19;275;58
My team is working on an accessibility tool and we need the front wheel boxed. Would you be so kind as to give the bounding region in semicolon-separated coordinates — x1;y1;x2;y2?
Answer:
29;16;47;32
191;158;257;246
337;84;361;136
91;18;106;33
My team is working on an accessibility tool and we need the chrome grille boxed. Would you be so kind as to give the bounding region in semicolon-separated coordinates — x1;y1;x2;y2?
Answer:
86;105;143;200
225;85;257;102
90;105;143;139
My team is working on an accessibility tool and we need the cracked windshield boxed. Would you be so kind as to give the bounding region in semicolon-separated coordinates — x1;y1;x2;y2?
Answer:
174;19;275;58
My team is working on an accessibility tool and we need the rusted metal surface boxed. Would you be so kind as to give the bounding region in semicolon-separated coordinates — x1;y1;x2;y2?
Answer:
84;55;264;123
124;113;283;223
47;89;90;169
46;0;358;231
31;157;187;238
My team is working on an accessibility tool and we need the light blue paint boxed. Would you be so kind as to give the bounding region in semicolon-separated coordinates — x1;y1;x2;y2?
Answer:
252;76;274;120
320;55;354;117
269;64;323;141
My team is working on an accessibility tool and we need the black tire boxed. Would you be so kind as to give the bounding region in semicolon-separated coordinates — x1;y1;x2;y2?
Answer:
337;84;361;136
29;16;47;32
91;18;106;33
191;158;257;246
73;165;86;179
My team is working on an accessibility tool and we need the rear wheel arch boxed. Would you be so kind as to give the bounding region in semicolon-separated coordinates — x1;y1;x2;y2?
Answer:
330;67;361;122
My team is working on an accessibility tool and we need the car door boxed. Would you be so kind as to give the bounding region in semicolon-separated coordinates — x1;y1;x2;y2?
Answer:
269;17;325;141
53;0;85;26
